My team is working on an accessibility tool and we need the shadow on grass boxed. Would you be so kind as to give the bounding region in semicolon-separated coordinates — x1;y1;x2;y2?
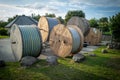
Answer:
27;60;109;80
0;63;14;80
82;55;110;67
106;57;120;70
0;58;120;80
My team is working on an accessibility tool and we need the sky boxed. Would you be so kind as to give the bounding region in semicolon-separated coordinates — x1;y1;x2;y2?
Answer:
0;0;120;21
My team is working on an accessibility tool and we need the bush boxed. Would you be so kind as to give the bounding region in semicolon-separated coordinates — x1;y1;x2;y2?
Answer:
0;28;7;35
110;12;120;42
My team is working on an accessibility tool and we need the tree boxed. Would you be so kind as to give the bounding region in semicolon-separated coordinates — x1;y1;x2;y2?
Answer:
31;13;41;21
0;20;8;35
89;18;99;28
8;15;18;23
0;20;8;28
65;10;85;23
45;13;56;17
110;12;120;42
98;17;109;32
57;16;64;24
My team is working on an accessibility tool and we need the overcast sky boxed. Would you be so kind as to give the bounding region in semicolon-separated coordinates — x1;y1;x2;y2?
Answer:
0;0;120;21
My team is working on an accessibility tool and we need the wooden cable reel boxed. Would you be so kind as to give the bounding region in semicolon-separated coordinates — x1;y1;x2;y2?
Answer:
97;29;102;43
49;24;84;57
67;16;90;37
10;24;42;61
84;28;102;45
38;16;60;42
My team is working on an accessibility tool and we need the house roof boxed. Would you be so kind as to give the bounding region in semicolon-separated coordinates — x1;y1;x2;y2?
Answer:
5;15;38;28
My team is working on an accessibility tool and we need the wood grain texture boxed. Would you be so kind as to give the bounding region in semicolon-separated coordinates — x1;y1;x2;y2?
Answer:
67;16;90;37
49;24;84;57
84;28;102;45
49;24;73;57
38;17;49;42
10;24;22;61
38;16;60;42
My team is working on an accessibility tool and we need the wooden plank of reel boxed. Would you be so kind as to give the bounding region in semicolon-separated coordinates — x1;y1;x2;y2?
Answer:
67;17;90;37
49;24;84;57
38;16;60;42
67;25;84;54
49;24;73;57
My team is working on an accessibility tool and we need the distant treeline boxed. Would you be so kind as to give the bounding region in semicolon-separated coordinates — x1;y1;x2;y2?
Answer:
0;10;120;42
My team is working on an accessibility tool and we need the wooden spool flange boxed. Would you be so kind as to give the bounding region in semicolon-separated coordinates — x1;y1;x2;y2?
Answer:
67;16;90;37
49;24;84;57
38;16;60;42
10;24;42;61
84;28;102;45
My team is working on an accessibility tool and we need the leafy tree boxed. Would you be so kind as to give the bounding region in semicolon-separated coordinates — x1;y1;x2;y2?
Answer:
89;18;99;28
0;20;8;35
110;12;120;42
45;13;56;17
0;20;8;28
0;28;7;35
57;16;64;24
8;15;18;23
31;13;41;21
65;10;85;23
98;17;109;32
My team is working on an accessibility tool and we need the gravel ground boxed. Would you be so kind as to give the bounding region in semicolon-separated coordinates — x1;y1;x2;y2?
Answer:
0;39;15;62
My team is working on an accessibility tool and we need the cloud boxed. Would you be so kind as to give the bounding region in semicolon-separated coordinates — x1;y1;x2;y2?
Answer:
68;0;120;7
0;4;24;21
0;3;61;21
17;3;44;9
0;4;42;21
16;1;61;13
98;10;118;13
0;0;120;21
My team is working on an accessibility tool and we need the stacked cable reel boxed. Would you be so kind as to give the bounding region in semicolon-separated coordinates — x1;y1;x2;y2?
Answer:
84;28;102;45
38;16;60;43
49;16;92;57
10;16;93;61
49;24;84;57
10;24;42;61
10;16;60;61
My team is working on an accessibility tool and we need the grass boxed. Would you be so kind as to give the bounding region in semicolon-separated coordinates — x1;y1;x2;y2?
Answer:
0;35;9;39
0;46;120;80
102;32;111;35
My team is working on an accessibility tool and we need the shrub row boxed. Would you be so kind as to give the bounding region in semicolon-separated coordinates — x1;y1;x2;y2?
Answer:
0;28;7;35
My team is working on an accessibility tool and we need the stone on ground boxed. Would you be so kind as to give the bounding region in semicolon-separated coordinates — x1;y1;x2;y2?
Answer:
101;49;108;53
72;53;85;62
107;44;113;49
20;56;37;67
0;60;6;67
46;56;58;65
89;53;96;57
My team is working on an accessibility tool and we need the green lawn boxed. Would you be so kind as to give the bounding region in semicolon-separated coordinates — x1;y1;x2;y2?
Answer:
103;32;111;35
0;46;120;80
0;35;9;39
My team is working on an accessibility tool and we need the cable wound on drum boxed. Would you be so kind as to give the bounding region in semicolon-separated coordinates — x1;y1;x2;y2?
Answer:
10;24;42;61
38;16;60;42
49;24;83;57
68;27;81;53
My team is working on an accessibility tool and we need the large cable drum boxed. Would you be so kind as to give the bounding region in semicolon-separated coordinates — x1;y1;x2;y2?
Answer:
10;24;42;61
84;28;102;45
67;16;90;36
49;24;84;57
38;16;60;42
97;29;102;43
